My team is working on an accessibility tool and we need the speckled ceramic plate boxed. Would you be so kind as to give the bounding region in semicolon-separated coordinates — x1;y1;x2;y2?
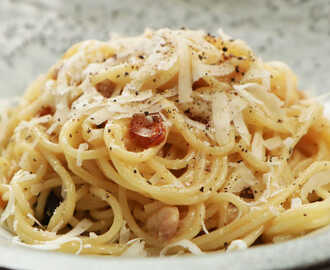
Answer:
0;0;329;269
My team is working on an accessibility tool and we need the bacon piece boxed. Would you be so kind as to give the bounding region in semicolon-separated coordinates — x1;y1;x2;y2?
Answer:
146;206;179;240
38;106;54;117
95;79;115;98
129;113;166;149
0;197;6;209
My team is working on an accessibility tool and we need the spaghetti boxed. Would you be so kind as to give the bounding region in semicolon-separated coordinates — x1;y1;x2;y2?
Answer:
1;28;330;256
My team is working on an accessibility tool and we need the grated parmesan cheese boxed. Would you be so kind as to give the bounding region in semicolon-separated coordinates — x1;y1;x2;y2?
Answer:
14;219;92;254
200;204;209;235
301;170;330;202
283;137;294;148
119;222;131;244
226;239;247;252
192;60;234;82
290;197;302;209
177;38;193;103
11;170;36;184
121;239;147;257
160;240;203;256
27;213;44;228
230;95;250;145
263;136;283;151
77;143;89;167
242;59;271;90
212;92;232;145
13;219;18;232
47;122;59;135
299;105;315;123
89;232;97;239
235;83;284;119
0;185;15;224
251;131;265;161
217;28;232;41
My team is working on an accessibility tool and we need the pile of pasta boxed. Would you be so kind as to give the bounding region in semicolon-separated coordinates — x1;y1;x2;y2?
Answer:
1;28;330;256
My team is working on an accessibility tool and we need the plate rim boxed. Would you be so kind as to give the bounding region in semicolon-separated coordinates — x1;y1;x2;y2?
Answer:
0;227;330;270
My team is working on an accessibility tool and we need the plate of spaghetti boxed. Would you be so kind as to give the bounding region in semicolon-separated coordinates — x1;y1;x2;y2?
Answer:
1;20;330;270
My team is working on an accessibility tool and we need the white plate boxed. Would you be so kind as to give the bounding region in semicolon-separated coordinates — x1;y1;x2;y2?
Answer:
1;228;330;270
0;0;329;269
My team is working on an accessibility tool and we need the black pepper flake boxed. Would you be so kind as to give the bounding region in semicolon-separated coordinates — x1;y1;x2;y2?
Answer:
124;72;129;76
222;47;228;52
235;66;240;73
303;213;307;217
147;181;152;185
116;74;120;78
69;133;73;138
96;121;107;129
144;111;149;116
108;129;111;133
133;169;137;174
184;108;191;114
109;147;112;151
200;187;204;192
239;187;255;199
138;55;144;59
